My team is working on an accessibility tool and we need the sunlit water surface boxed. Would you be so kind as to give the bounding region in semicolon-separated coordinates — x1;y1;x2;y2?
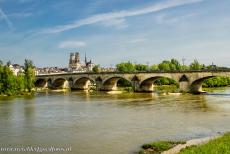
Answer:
1;88;230;154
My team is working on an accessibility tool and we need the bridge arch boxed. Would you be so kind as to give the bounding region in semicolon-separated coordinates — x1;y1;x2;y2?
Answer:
72;77;95;90
140;76;178;92
190;76;217;93
102;76;132;91
35;78;47;88
52;78;69;89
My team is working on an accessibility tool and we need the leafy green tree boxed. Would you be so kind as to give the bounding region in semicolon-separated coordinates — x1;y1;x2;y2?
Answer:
116;61;135;72
92;65;100;73
1;66;18;95
170;59;182;70
24;59;35;92
16;74;25;92
189;59;203;70
158;61;171;71
150;64;159;71
181;65;189;70
135;64;148;71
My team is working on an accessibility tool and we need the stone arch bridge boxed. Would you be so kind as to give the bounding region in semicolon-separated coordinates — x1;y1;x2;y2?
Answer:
35;71;230;93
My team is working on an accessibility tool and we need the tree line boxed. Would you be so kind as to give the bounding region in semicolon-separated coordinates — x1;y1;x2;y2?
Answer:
0;59;35;96
115;59;230;87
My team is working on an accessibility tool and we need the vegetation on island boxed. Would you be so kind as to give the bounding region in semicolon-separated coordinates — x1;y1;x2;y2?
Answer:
116;59;230;88
0;59;35;96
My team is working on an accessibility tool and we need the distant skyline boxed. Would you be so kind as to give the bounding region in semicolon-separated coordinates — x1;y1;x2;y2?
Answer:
0;0;230;67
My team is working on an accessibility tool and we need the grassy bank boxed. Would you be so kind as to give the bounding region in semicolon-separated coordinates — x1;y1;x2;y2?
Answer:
179;133;230;154
139;141;186;154
0;91;35;97
139;133;230;154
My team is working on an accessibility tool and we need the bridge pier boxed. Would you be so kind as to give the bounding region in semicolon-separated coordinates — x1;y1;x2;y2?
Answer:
63;80;70;89
179;81;190;92
72;78;92;90
95;80;103;91
50;79;69;89
139;84;154;92
74;80;92;90
101;84;118;91
190;83;203;93
42;82;48;89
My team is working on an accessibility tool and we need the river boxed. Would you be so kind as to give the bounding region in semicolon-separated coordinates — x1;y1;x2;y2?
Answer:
1;88;230;154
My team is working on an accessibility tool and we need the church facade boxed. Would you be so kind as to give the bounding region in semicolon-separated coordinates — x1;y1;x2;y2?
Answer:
68;52;94;72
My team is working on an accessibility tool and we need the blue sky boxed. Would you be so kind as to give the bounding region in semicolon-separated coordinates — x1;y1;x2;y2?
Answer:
0;0;230;67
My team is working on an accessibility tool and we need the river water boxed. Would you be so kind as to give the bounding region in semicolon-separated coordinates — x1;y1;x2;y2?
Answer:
1;88;230;154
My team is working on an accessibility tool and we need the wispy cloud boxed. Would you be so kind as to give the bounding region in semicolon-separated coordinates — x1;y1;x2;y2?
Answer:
155;13;198;24
99;18;128;29
41;0;203;34
0;8;13;29
58;40;86;49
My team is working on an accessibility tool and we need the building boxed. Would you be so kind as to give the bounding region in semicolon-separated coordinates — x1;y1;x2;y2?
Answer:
69;52;81;69
68;52;95;72
9;64;24;76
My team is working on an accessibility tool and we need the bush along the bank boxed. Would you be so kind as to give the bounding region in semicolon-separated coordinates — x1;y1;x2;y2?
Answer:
0;59;35;96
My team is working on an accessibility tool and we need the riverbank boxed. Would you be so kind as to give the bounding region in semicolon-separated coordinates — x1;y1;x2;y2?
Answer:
178;132;230;154
139;132;230;154
0;91;35;97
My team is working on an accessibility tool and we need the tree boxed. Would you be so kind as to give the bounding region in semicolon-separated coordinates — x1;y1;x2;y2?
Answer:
24;59;35;92
170;59;182;70
135;64;148;71
0;66;18;95
92;65;100;73
150;64;159;71
189;59;202;70
116;61;136;72
158;61;171;71
16;74;25;92
6;60;11;66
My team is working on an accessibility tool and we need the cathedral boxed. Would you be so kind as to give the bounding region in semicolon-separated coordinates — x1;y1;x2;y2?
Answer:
68;52;94;71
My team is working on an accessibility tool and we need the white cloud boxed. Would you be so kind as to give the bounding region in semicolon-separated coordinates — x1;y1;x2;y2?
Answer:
99;18;128;29
41;0;203;34
0;8;13;29
58;40;86;49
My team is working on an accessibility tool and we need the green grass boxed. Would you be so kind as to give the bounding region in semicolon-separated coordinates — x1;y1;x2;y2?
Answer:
179;133;230;154
139;141;186;154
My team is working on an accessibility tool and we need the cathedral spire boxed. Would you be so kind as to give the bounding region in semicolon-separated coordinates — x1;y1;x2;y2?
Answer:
85;52;87;65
